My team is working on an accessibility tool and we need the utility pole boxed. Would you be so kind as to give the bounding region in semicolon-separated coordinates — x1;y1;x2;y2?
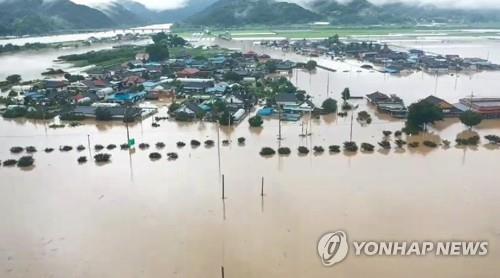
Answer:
349;105;359;142
217;121;222;178
278;105;283;141
349;111;354;142
125;103;130;144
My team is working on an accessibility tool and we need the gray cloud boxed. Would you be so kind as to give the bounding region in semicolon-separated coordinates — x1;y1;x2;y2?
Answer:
71;0;500;10
72;0;188;10
289;0;500;9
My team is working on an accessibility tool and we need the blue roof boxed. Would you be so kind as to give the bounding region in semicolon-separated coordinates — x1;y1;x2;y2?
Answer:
258;108;274;116
206;83;228;94
200;104;212;112
108;91;146;103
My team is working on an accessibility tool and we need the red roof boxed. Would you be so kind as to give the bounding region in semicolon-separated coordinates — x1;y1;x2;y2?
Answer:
123;75;145;84
180;68;200;74
94;79;107;87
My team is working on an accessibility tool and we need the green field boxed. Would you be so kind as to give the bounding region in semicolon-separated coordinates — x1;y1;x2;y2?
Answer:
173;25;500;40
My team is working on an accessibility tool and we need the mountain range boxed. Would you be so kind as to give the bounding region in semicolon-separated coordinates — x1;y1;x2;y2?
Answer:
0;0;217;36
2;0;500;36
185;0;500;26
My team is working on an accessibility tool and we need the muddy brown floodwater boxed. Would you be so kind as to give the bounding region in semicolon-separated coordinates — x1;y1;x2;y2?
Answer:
1;38;500;277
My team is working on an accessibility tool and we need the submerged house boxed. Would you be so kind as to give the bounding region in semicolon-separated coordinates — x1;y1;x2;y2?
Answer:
68;106;143;120
177;78;215;95
106;91;146;104
366;91;390;104
275;93;315;115
458;98;500;119
174;102;205;120
366;91;407;118
423;95;462;117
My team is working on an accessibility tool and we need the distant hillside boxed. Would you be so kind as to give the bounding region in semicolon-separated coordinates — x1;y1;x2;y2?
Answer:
0;0;114;36
307;0;500;25
186;0;322;26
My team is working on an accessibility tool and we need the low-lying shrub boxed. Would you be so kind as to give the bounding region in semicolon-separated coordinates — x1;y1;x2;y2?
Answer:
298;146;310;154
94;144;104;151
357;111;372;124
149;152;162;160
94;153;111;163
44;148;54;153
77;145;86;151
382;130;392;137
278;147;291;155
77;156;87;163
204;140;215;147
313;146;325;154
442;140;451;147
408;142;420;148
456;136;480;146
176;141;186;148
167;152;178;160
26;146;37;153
423;141;438;148
238;137;246;144
17;156;34;167
484;135;500;144
343;142;358;152
60;146;73;152
361;143;375;152
107;144;117;150
156;142;166;149
378;140;391;149
329;145;341;153
260;147;276;156
395;139;407;148
190;140;201;147
10;147;24;154
120;144;129;150
222;140;230;146
3;159;17;166
139;143;150;150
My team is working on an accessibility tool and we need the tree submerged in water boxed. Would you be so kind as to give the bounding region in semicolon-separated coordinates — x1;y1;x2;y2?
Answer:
260;147;276;156
278;147;291;155
94;153;111;163
329;145;341;153
404;100;443;134
361;143;375;152
149;152;162;160
3;159;17;166
322;98;338;114
459;110;482;130
343;141;358;152
248;115;264;128
17;156;34;168
77;156;87;164
313;146;325;154
298;146;310;155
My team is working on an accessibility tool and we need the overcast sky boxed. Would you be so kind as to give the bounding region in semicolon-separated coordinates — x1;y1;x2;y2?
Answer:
71;0;500;11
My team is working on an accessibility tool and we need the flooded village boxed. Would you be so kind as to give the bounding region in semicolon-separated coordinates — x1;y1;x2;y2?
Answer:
2;33;500;167
1;29;500;278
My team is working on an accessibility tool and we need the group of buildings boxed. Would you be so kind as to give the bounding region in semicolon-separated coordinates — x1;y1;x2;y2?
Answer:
2;46;306;123
366;91;500;119
263;38;500;74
